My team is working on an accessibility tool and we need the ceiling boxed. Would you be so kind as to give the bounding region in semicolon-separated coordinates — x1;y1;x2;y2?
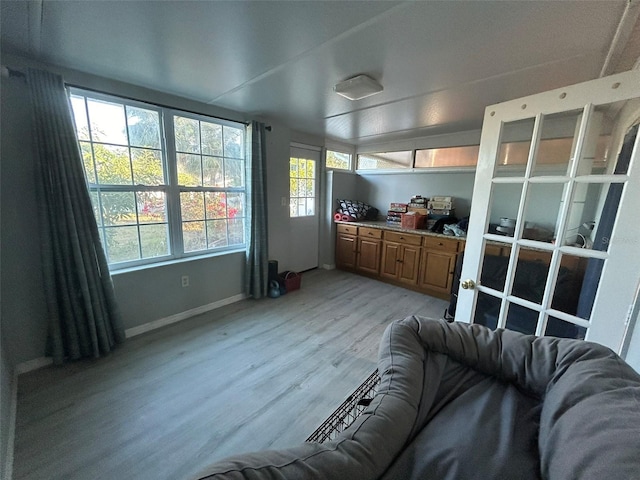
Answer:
2;1;640;146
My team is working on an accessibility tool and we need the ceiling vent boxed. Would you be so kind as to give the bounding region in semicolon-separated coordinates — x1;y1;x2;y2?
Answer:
334;74;383;101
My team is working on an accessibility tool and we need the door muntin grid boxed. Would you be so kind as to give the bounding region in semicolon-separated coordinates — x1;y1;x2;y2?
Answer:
473;102;636;338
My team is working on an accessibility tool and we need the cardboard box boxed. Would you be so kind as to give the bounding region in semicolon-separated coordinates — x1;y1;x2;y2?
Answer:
401;212;427;229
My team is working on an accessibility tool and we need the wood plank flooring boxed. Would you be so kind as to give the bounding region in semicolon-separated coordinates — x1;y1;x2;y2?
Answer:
13;269;448;480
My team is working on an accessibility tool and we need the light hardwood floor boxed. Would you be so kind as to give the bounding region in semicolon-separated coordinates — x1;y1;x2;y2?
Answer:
13;269;448;480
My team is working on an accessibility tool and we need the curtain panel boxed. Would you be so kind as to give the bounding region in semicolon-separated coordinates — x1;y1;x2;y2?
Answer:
245;121;269;298
26;68;125;364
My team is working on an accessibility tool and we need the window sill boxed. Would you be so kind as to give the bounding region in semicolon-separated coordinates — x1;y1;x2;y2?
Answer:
110;247;246;276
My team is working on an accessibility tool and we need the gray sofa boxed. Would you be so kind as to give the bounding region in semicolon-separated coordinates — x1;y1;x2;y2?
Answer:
195;317;640;479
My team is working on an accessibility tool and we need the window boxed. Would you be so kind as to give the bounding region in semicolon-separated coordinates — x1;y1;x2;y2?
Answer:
289;156;316;217
356;151;413;170
326;150;351;170
415;145;479;168
70;89;246;269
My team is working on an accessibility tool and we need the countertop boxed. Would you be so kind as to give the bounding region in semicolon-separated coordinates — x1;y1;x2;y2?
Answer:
335;219;467;241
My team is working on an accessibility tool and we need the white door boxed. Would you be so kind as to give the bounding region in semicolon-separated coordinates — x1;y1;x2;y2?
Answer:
288;143;320;272
457;70;640;354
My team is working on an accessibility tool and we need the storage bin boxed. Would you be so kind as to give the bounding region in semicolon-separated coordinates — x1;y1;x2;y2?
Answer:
279;271;302;292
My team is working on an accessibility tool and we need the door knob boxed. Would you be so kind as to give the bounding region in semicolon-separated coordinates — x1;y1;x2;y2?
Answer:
461;279;476;290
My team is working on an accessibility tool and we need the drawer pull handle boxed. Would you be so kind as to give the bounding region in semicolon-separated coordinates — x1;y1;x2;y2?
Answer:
400;236;405;240
438;242;443;246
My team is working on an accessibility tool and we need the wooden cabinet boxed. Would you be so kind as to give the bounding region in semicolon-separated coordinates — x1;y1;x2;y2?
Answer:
336;225;382;274
419;237;460;296
381;232;422;285
336;225;357;269
357;228;382;275
335;223;463;299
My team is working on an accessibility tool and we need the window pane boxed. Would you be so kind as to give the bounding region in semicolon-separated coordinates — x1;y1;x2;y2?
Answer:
290;177;298;197
290;198;299;217
545;317;586;340
206;219;228;248
201;122;223;156
87;98;128;145
139;224;169;258
105;226;140;263
177;153;202;186
495;118;534;177
136;192;166;223
227;192;244;219
70;95;90;141
202;156;224;187
94;144;132;185
474;291;501;329
126;106;161;149
512;249;551;304
298;201;305;217
326;150;351;170
306;179;315;198
306;198;315;216
225;159;244;187
228;218;244;245
505;303;538;334
174;116;201;153
80;142;96;183
101;192;137;226
180;192;204;221
415;145;479;168
183;221;206;252
89;191;102;226
521;183;566;243
357;151;412;169
306;159;316;178
223;126;244;158
131;148;164;185
205;192;227;219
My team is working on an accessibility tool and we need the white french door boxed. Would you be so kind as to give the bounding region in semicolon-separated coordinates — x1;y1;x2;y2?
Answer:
457;70;640;354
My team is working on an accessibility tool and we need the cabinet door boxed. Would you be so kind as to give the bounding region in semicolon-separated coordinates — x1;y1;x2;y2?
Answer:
357;238;381;275
380;242;401;279
336;234;357;269
420;250;457;294
398;245;421;285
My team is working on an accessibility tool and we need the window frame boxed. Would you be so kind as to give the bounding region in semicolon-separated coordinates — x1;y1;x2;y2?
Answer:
69;88;247;271
325;149;352;171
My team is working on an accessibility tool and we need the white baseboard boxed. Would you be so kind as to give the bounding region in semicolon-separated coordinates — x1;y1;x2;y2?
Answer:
14;356;53;375
125;293;247;338
322;263;336;270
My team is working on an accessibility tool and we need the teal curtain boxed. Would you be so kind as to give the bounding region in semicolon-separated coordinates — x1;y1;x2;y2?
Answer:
26;68;125;365
245;121;269;298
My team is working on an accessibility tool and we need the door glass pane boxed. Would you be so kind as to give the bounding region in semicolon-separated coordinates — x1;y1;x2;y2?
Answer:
486;183;523;237
505;302;539;335
575;101;633;176
512;248;551;304
480;242;512;292
545;316;587;340
551;254;591;318
521;182;566;243
531;110;582;177
474;291;501;330
495;118;535;177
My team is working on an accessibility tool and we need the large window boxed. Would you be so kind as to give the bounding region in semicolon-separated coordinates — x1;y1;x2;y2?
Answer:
70;89;246;269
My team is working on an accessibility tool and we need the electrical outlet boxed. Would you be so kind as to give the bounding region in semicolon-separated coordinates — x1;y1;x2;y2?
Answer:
181;275;189;287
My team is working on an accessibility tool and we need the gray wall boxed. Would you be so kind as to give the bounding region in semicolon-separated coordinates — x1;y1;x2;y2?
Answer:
356;171;476;219
321;170;358;267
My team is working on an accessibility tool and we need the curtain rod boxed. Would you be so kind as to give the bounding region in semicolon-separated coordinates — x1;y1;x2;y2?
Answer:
1;65;26;79
1;65;272;131
66;83;272;131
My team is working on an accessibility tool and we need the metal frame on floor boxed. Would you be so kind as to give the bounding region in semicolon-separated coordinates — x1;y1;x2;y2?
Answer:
306;370;380;443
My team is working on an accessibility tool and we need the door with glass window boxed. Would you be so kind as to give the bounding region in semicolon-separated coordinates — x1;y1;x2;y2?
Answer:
457;70;640;354
289;144;320;272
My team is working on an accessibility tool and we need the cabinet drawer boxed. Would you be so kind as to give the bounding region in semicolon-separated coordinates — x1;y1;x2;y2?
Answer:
359;227;383;239
337;224;358;235
423;236;459;252
384;231;422;246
